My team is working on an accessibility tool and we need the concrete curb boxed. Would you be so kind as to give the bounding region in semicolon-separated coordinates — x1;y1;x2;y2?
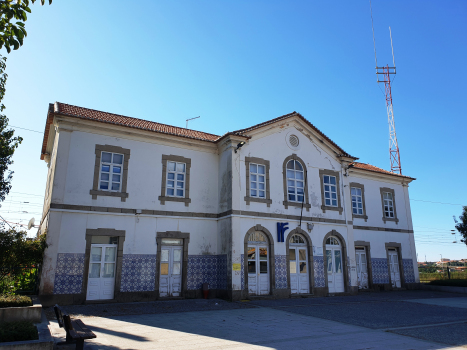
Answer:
419;284;467;294
0;296;42;323
0;310;53;350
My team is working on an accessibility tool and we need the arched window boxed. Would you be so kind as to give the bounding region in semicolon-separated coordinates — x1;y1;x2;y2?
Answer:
289;234;305;244
286;160;304;202
326;236;340;245
248;231;267;243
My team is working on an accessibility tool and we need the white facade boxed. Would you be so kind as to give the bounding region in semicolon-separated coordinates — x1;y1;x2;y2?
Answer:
38;103;418;305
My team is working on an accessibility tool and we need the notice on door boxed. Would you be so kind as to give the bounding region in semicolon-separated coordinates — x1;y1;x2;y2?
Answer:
232;263;241;271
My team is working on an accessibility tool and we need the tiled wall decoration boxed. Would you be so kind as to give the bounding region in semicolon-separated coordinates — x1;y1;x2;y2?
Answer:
53;253;85;294
372;258;390;284
402;259;415;283
120;254;157;292
187;254;227;290
313;256;325;288
241;254;244;290
275;255;287;289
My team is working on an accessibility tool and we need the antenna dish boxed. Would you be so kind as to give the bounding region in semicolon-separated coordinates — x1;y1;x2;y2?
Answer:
27;217;35;230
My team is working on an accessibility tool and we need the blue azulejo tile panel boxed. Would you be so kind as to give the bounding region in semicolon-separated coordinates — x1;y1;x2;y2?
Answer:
187;255;227;290
372;258;389;284
241;254;244;290
313;256;325;288
403;259;415;283
275;255;287;289
120;254;157;292
53;253;85;294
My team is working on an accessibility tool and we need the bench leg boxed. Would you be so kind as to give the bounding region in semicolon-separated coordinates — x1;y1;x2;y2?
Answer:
66;332;75;343
75;338;84;350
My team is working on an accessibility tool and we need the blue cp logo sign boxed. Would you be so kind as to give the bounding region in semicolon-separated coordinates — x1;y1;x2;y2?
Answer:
276;222;289;242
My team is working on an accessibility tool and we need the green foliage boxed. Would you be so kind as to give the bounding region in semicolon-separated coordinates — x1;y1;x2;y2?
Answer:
0;0;52;53
429;279;467;287
0;229;47;293
0;55;22;202
455;206;467;246
0;321;38;342
0;294;32;308
419;272;467;282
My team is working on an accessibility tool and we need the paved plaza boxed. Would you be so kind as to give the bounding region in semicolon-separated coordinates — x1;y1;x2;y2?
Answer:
47;290;467;349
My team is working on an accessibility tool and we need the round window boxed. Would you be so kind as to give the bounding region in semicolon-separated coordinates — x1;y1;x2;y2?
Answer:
289;134;299;147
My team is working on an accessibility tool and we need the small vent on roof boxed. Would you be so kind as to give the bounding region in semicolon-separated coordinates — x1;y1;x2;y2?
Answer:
289;134;299;148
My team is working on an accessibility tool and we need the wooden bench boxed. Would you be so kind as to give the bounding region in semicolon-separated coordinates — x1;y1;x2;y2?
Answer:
53;304;96;350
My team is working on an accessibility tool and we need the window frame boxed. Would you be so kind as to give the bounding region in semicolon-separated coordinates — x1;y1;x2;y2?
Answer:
159;155;192;206
349;182;368;221
165;161;186;198
286;159;305;203
319;169;342;214
98;151;124;192
90;145;130;202
379;187;399;224
282;154;310;210
244;157;272;206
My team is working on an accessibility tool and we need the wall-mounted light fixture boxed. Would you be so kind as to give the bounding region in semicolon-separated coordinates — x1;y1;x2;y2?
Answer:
307;223;314;232
234;141;246;153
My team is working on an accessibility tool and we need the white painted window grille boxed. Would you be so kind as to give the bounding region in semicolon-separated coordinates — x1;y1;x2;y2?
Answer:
166;161;186;197
326;236;340;245
248;231;267;242
249;163;266;198
289;234;305;244
323;175;337;207
383;192;394;218
286;160;304;202
351;187;363;215
99;152;123;191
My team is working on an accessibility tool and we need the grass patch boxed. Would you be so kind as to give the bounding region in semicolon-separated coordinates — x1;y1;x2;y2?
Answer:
0;321;38;342
0;295;32;308
429;279;467;287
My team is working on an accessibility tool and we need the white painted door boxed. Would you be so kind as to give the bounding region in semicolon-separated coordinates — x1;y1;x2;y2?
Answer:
289;247;309;294
355;248;369;289
388;250;401;288
247;245;269;295
86;244;117;300
326;246;344;293
159;246;183;297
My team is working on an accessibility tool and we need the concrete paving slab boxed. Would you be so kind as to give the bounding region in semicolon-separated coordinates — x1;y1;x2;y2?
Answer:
404;297;467;309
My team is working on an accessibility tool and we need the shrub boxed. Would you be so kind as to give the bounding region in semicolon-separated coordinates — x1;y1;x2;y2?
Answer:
0;321;38;342
429;279;467;287
0;294;32;308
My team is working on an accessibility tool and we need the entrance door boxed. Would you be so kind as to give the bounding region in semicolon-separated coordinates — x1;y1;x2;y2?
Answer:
388;249;401;288
86;244;117;300
289;234;309;294
159;246;183;297
248;245;269;295
355;247;369;289
326;236;344;293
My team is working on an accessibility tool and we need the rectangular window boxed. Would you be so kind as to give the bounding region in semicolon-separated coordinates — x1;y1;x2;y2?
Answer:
351;187;363;215
383;192;394;218
99;152;123;192
166;161;185;197
323;175;337;207
249;163;266;198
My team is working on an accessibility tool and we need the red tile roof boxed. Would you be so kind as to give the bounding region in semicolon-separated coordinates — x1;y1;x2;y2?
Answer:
350;162;415;180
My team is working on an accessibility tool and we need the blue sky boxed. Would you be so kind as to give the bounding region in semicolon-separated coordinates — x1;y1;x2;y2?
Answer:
1;1;465;261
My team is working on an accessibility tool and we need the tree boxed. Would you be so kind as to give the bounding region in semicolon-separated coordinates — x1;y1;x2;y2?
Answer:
0;55;22;202
455;206;467;246
0;0;52;53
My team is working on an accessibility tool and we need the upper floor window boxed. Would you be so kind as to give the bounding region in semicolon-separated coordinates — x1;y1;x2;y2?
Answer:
99;152;123;191
351;187;363;215
323;175;337;207
90;145;130;202
383;192;394;218
286;160;304;202
379;187;398;224
166;161;185;197
249;163;266;198
159;155;192;206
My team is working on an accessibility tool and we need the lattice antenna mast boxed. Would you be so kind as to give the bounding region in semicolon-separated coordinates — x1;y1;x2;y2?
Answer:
370;1;402;174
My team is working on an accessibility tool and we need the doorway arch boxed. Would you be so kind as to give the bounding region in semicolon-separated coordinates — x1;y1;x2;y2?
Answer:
243;225;275;296
322;230;348;294
285;227;313;294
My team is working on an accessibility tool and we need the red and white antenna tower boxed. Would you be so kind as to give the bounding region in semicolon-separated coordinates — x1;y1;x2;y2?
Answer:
370;2;402;174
